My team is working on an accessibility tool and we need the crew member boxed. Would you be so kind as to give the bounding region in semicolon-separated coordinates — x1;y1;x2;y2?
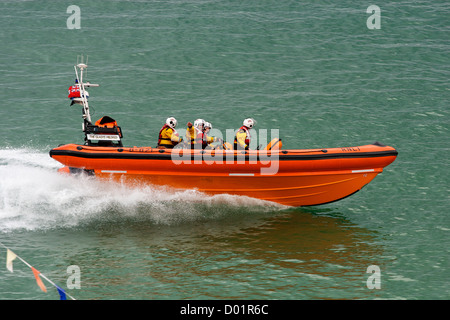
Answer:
158;117;183;148
186;119;205;148
234;118;255;150
202;122;222;149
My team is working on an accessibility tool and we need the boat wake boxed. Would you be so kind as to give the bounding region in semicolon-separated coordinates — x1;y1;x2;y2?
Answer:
0;148;284;232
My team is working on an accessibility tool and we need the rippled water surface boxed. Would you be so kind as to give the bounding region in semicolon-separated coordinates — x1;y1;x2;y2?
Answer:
0;0;448;300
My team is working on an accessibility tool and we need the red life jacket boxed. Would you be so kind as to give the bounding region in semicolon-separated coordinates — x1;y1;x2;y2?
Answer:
197;131;206;144
190;127;204;145
68;85;81;98
199;131;210;149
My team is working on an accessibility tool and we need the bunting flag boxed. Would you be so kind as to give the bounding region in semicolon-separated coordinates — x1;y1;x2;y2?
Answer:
56;286;67;300
31;267;47;293
1;241;75;300
6;249;17;273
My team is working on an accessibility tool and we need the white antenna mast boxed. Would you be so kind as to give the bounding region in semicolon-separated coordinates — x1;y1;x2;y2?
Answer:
68;56;123;147
73;55;98;124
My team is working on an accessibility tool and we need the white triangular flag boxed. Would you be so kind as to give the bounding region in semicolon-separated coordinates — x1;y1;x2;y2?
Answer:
6;249;17;272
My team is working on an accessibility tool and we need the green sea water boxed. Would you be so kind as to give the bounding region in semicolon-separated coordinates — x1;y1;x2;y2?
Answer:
0;0;448;301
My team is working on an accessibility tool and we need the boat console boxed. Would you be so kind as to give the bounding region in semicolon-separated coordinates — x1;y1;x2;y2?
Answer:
83;120;123;147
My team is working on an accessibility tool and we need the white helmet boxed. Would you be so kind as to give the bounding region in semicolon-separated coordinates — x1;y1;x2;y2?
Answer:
194;118;205;128
243;118;255;129
204;122;212;129
166;117;177;129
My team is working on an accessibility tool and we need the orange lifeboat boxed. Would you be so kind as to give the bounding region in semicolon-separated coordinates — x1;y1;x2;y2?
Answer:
52;61;398;207
50;141;397;207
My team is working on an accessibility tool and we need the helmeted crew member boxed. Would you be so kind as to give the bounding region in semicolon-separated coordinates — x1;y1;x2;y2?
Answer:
186;119;205;148
234;118;255;150
158;117;183;148
204;122;212;133
202;122;222;149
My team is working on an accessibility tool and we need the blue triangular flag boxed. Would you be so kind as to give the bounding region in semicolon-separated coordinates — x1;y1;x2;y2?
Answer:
56;286;67;300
